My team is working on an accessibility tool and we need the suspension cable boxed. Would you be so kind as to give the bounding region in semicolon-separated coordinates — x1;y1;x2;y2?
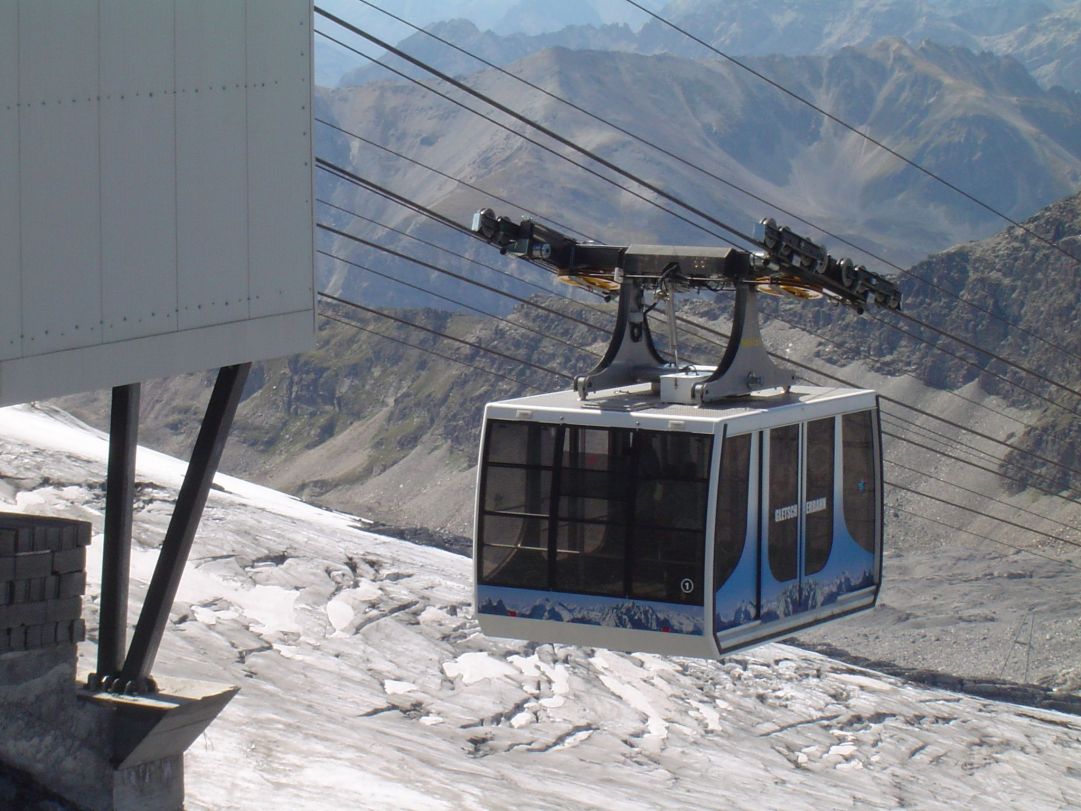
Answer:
318;292;573;381
313;15;756;249
319;311;546;393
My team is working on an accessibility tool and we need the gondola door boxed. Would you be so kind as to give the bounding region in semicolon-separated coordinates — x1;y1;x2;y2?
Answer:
760;415;876;625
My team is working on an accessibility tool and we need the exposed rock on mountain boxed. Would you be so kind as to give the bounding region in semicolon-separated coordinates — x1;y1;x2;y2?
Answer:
984;4;1081;90
793;190;1081;493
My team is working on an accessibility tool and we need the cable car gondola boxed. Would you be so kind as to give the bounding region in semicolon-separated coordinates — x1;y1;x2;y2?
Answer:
469;210;898;658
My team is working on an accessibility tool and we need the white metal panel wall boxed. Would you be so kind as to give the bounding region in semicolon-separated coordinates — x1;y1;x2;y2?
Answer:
0;0;20;361
0;0;315;407
100;0;178;344
247;1;315;319
176;0;249;331
18;2;102;356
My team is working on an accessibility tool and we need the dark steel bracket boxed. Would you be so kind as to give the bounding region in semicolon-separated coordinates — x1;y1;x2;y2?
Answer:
95;363;251;694
694;284;796;402
574;277;675;398
576;279;795;403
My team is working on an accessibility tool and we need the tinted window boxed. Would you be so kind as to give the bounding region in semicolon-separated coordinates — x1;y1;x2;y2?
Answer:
554;521;625;596
479;515;549;590
630;431;711;604
552;427;634;595
768;424;799;583
714;433;750;591
562;427;633;472
630;528;704;604
804;418;835;576
559;468;630;524
634;479;708;531
486;421;558;467
843;411;878;553
478;420;712;605
484;467;551;515
479;421;557;591
636;431;712;480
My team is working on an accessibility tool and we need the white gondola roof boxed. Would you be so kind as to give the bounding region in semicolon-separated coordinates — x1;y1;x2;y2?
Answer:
485;383;878;433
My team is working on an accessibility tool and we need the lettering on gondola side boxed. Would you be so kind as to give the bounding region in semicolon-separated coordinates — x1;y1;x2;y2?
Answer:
773;503;799;522
773;497;828;523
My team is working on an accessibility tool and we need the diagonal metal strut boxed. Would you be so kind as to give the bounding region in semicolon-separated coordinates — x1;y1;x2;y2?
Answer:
118;363;251;692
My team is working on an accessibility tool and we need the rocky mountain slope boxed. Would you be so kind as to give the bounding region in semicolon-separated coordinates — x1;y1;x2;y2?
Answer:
321;36;1081;297
791;190;1081;493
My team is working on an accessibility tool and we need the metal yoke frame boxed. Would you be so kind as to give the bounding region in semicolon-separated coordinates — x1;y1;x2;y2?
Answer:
575;276;796;402
471;208;900;403
90;363;251;694
696;283;797;401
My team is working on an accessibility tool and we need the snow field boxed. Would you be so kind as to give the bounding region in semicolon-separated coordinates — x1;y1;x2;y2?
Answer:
2;403;1080;810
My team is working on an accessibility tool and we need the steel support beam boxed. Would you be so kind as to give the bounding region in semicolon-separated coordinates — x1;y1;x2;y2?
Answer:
119;364;250;691
694;285;796;402
574;278;672;398
94;383;141;685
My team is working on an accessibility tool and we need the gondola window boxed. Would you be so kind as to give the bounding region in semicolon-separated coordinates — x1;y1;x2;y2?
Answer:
555;427;632;596
842;411;878;553
479;422;557;589
478;421;712;605
631;431;711;604
804;418;835;576
768;424;800;583
714;433;751;591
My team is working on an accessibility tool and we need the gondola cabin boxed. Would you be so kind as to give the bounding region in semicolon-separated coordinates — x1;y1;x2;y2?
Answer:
473;383;882;658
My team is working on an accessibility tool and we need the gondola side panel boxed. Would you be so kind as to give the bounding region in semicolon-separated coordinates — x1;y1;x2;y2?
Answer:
0;0;315;407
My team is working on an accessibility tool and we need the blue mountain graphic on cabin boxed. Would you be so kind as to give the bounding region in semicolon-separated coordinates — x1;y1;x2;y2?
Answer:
760;567;875;622
479;590;703;635
715;600;756;631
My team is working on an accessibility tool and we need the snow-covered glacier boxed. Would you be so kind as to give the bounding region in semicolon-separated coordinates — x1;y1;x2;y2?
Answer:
2;402;1080;811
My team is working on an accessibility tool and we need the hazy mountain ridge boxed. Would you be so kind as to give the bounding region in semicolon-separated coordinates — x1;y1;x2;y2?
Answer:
337;0;1081;93
337;18;641;88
